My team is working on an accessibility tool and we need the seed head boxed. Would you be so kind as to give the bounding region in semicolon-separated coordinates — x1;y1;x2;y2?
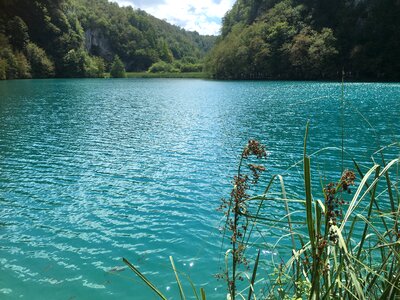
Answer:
242;140;266;159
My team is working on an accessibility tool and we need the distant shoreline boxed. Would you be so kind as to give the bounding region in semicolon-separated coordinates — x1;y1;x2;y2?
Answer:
1;74;399;83
123;72;208;79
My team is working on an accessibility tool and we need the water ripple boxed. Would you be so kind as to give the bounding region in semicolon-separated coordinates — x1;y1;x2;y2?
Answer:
0;79;399;299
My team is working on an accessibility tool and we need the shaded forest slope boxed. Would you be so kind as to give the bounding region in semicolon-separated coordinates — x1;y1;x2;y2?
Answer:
0;0;216;79
205;0;400;80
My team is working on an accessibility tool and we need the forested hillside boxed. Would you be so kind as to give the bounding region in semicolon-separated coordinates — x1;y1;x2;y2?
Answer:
0;0;215;79
2;0;398;81
205;0;400;80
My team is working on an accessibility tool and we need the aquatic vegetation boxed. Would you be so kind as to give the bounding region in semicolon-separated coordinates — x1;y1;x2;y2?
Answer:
218;128;400;300
122;81;399;299
123;256;207;300
124;131;399;299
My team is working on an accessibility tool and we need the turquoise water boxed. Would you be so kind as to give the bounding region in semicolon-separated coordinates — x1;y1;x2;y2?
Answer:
0;79;399;299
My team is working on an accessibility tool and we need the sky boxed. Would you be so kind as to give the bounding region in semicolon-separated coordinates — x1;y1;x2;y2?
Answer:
112;0;235;35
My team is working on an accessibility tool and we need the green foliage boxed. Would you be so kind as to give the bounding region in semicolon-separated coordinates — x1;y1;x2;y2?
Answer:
87;56;105;78
125;71;206;79
208;0;400;80
14;52;31;79
0;0;215;78
179;63;203;73
205;24;249;79
0;33;31;79
217;133;400;299
288;27;338;78
0;58;7;80
0;0;86;75
171;56;203;73
6;16;29;50
158;38;173;63
110;55;126;78
62;48;87;77
123;256;207;300
75;0;215;72
2;0;398;80
206;1;309;79
148;61;179;73
26;42;55;78
0;47;18;79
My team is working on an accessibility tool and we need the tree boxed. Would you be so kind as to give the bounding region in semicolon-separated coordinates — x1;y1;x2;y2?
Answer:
62;49;87;77
148;61;179;73
110;55;126;78
7;16;29;50
92;56;105;77
26;42;55;78
158;38;173;63
0;59;7;80
0;48;18;79
84;56;105;77
15;52;31;78
0;0;214;77
308;28;338;77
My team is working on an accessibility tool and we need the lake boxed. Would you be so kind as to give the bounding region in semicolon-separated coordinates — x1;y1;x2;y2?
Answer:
0;79;399;299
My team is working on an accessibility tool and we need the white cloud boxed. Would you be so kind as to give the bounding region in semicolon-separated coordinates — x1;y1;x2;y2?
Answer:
112;0;235;35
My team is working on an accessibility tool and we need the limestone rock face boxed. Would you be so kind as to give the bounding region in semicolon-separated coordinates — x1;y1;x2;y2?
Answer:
85;28;111;59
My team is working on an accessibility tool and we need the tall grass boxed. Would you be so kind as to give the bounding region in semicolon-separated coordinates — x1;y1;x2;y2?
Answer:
123;80;399;298
123;256;207;300
123;134;399;299
218;126;399;300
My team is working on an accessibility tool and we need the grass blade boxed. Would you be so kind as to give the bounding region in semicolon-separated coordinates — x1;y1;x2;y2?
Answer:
304;160;315;248
333;225;366;300
123;258;168;300
186;275;200;300
200;288;206;300
356;166;380;260
170;256;186;300
352;158;390;232
341;164;380;229
247;249;261;300
379;270;400;300
278;175;296;250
